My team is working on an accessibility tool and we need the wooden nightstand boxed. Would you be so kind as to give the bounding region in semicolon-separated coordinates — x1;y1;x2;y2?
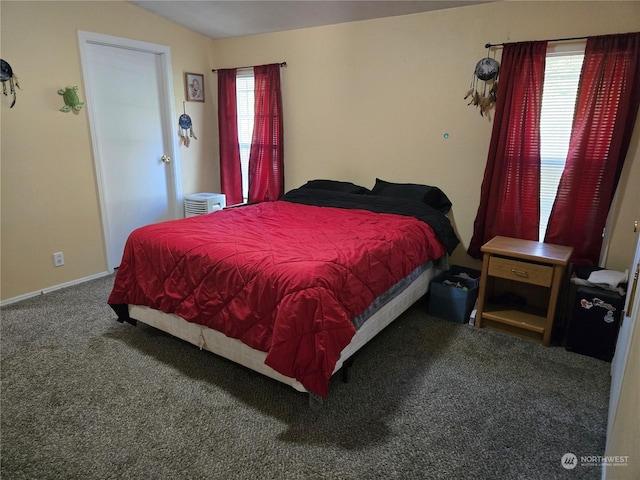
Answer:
475;236;573;346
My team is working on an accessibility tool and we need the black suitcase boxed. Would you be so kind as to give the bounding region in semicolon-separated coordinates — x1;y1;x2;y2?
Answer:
565;286;624;362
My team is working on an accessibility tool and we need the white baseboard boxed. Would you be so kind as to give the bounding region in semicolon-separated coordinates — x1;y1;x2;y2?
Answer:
0;271;112;307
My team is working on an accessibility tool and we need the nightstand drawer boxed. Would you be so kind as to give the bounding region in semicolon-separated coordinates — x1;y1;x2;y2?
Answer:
488;257;553;287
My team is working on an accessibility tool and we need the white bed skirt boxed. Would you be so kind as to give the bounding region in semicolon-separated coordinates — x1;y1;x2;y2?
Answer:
129;264;440;394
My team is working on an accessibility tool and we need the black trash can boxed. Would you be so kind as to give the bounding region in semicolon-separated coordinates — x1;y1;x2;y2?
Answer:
565;285;625;362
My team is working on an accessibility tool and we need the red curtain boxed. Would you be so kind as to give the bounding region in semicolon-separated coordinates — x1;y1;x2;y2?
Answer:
468;41;548;258
545;33;640;264
217;68;244;206
248;64;284;203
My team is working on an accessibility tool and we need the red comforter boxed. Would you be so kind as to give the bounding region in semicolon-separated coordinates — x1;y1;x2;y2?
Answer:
109;198;447;396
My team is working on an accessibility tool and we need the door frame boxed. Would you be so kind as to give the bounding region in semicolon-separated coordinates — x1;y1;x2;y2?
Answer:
78;31;182;272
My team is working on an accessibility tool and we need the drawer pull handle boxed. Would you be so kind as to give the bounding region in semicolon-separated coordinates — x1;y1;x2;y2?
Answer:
511;268;529;278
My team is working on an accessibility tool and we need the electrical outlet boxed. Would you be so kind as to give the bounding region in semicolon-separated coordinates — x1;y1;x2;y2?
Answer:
53;252;64;267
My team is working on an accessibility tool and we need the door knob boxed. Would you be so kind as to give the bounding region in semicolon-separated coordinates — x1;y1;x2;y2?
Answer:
161;155;171;164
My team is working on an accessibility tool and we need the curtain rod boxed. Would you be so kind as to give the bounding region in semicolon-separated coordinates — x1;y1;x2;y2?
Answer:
485;35;590;49
211;62;287;73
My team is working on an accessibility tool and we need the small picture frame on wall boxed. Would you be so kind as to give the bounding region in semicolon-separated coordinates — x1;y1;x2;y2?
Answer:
185;72;204;102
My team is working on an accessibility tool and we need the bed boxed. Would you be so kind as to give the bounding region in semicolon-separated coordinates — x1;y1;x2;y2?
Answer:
109;179;459;405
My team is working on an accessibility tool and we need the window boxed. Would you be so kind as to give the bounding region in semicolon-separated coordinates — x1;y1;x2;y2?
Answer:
236;70;254;202
219;64;283;205
469;35;639;263
539;47;585;240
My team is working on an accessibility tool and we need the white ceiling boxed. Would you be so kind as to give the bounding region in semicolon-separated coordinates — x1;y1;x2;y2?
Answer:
129;1;494;40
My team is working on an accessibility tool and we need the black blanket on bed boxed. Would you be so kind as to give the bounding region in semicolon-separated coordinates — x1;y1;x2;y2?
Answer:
281;187;460;255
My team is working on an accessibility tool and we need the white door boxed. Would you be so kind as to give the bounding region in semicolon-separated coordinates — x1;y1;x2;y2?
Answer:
78;32;181;270
607;226;639;432
603;223;640;478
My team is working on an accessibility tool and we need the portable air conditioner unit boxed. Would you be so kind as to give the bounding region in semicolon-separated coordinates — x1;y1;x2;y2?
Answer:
184;193;226;217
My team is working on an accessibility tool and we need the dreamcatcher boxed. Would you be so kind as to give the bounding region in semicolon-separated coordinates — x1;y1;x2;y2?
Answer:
1;59;20;108
178;102;197;147
464;48;499;117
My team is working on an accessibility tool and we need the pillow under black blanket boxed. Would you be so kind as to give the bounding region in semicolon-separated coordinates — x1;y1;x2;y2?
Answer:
282;187;460;255
299;179;370;195
370;178;453;214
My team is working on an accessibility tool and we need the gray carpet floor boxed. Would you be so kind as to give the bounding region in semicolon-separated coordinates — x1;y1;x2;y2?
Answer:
1;274;611;479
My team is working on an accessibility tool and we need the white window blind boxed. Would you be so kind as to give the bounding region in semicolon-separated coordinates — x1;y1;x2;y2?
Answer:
539;51;584;241
236;71;254;202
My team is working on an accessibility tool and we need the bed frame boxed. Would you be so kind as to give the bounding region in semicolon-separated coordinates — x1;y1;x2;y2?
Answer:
128;263;441;407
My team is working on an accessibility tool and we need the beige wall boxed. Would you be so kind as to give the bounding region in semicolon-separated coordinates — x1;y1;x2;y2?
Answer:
212;0;640;273
1;1;639;301
1;1;218;300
